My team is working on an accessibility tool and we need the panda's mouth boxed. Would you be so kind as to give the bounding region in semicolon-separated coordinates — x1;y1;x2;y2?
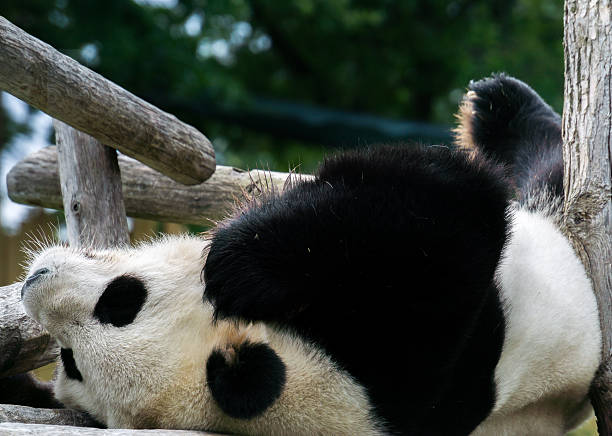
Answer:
21;267;51;299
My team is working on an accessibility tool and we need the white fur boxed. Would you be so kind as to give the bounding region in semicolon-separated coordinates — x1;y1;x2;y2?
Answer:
22;236;381;435
471;207;602;435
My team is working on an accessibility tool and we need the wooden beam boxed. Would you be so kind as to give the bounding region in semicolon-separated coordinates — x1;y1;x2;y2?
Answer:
0;283;58;379
7;146;306;225
563;0;612;433
0;405;97;428
0;17;215;185
0;420;219;435
55;121;130;248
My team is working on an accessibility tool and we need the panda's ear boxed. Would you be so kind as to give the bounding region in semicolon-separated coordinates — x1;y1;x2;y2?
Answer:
206;324;286;420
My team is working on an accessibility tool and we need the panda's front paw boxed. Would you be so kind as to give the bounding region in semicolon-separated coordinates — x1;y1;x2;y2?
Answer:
202;185;317;323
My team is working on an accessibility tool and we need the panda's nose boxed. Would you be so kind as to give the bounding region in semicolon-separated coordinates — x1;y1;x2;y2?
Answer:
21;268;51;299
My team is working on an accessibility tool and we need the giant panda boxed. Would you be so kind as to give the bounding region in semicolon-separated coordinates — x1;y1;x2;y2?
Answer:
13;74;601;435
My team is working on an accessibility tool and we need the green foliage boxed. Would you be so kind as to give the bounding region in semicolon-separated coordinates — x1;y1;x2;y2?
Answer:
568;416;598;436
1;0;564;170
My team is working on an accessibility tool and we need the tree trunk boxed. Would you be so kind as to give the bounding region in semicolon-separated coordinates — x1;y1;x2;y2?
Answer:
563;1;612;433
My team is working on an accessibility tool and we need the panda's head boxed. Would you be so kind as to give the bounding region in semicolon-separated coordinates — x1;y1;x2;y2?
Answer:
20;236;221;428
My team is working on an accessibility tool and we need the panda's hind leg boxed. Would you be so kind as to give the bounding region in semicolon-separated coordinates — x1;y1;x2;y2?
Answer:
454;74;561;166
454;74;564;200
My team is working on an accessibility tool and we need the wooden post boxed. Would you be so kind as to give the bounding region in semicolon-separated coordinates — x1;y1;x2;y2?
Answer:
563;0;612;433
55;121;129;248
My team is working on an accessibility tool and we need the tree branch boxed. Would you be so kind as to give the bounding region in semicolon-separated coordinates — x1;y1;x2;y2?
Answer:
0;17;215;185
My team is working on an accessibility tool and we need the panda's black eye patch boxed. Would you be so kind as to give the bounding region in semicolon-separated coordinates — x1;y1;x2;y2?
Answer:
94;275;147;327
60;348;83;381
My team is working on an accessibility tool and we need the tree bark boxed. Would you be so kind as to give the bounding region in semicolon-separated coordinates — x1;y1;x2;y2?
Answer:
7;146;306;225
55;121;129;248
0;283;58;378
563;1;612;433
0;17;215;185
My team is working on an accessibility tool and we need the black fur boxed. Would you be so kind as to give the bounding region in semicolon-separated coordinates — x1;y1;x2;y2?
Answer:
206;342;286;420
464;74;563;202
0;373;63;408
61;348;83;381
204;145;508;435
94;275;147;328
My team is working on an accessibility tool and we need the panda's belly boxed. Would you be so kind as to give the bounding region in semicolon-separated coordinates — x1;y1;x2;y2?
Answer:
473;208;601;435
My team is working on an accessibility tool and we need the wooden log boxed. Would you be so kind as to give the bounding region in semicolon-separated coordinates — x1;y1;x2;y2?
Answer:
7;146;308;225
0;405;97;428
55;121;130;248
563;0;612;433
0;422;217;435
0;283;58;378
0;17;215;185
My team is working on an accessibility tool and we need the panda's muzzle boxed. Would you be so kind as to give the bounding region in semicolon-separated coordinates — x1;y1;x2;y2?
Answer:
21;268;51;299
